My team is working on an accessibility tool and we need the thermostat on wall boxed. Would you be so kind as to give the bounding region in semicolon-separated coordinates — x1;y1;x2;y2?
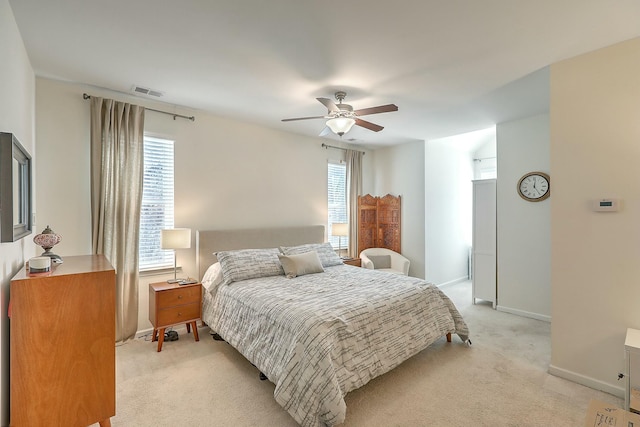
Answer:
593;199;620;212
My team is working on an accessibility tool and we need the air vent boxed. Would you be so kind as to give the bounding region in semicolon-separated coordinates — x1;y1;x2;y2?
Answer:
131;85;164;97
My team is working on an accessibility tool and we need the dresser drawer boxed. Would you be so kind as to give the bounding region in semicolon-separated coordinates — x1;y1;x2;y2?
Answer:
156;286;200;308
157;302;201;326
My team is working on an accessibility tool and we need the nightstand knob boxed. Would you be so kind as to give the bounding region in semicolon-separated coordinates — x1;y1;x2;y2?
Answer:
178;295;182;299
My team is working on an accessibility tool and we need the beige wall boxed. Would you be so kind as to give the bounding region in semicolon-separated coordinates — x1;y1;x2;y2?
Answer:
35;78;373;333
0;1;36;424
550;37;640;396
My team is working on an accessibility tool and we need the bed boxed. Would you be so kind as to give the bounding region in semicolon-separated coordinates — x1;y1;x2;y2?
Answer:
197;226;470;427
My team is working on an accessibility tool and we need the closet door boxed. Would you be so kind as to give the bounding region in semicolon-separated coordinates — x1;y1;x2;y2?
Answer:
472;179;497;308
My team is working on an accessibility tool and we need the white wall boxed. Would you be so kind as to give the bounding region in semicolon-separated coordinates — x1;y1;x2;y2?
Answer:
424;136;475;286
370;130;493;285
35;78;373;333
550;37;640;396
370;141;426;278
0;1;36;424
496;114;551;321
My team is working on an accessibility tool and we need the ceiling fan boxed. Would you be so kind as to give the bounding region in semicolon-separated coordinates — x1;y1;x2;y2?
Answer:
282;91;398;137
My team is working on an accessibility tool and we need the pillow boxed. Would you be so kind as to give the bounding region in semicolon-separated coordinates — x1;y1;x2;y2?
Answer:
280;242;343;267
215;248;283;285
201;262;223;294
367;254;391;269
278;251;324;279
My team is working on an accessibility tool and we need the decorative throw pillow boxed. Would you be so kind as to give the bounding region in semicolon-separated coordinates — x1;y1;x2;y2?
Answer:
215;248;284;285
280;242;343;267
278;251;324;278
368;254;391;269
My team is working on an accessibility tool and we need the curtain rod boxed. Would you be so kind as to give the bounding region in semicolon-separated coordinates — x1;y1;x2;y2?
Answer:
83;93;195;122
321;143;365;155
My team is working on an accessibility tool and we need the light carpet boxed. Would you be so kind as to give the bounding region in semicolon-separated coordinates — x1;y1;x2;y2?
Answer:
99;281;620;426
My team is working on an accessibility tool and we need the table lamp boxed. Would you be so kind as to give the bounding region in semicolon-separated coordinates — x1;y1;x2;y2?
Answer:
332;223;348;258
33;225;63;263
161;228;191;283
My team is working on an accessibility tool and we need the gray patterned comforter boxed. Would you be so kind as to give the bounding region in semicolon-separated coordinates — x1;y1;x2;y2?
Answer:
202;264;469;427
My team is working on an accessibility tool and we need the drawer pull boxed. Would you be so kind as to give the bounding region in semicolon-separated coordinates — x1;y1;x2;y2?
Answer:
178;295;183;299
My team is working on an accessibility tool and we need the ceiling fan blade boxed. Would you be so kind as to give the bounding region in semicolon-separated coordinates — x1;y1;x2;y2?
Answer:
281;115;326;122
355;118;384;132
319;126;332;137
317;97;340;113
353;104;398;116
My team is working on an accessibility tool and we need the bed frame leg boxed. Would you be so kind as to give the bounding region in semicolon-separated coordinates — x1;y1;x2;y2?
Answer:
446;333;452;342
211;333;225;341
259;372;268;381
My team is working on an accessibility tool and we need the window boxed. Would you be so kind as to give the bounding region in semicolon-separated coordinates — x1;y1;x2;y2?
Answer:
139;136;175;271
327;161;348;250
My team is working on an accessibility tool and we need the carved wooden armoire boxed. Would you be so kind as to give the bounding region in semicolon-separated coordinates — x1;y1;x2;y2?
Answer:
357;194;401;254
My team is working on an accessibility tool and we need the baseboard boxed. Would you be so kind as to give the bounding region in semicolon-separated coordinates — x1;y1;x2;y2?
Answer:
496;305;551;323
548;364;624;398
437;276;469;288
135;327;154;339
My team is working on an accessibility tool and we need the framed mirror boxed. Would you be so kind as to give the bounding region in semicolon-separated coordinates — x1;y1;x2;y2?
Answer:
1;132;32;242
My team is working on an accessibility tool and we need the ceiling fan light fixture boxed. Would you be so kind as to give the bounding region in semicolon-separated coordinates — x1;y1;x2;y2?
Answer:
326;117;356;136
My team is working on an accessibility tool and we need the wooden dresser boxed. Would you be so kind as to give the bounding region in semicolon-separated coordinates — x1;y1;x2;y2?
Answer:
10;255;116;427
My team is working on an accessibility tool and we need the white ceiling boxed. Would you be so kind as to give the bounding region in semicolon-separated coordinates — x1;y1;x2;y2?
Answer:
9;0;640;148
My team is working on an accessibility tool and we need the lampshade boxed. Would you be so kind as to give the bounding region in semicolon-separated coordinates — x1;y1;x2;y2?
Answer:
332;223;348;237
326;117;356;136
161;228;191;249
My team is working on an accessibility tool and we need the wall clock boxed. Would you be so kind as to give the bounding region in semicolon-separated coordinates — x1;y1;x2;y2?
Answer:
517;172;550;202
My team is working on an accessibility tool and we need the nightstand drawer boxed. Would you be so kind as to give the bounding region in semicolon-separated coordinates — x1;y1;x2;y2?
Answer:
157;302;200;326
156;286;200;308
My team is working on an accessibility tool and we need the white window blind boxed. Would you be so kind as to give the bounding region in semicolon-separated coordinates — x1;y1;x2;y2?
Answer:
139;136;175;271
327;162;348;250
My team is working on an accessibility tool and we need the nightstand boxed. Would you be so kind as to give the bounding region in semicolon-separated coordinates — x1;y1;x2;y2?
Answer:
342;257;362;267
149;281;202;352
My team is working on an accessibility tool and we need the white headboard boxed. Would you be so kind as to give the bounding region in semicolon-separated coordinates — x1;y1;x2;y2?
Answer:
196;225;325;279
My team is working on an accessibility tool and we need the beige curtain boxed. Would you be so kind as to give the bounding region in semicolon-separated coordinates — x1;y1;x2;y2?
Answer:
346;149;363;258
90;97;145;342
